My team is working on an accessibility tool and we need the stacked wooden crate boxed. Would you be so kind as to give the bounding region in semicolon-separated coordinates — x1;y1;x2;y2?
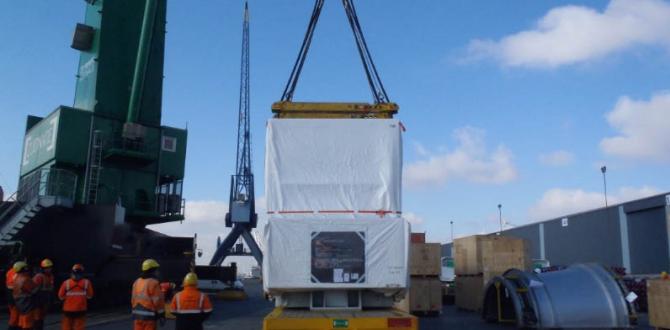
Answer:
396;233;442;315
648;278;670;329
454;235;530;311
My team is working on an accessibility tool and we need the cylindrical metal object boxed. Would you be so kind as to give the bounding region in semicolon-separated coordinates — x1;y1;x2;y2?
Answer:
483;263;634;328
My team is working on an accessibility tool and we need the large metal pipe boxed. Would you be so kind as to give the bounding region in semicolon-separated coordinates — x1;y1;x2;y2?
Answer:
482;263;635;328
126;0;158;124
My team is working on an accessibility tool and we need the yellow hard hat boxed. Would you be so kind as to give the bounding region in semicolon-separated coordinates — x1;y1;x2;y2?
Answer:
142;259;160;272
13;261;28;272
183;272;198;287
40;259;53;268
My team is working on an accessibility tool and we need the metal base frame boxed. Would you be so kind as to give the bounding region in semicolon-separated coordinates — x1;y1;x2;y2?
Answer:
209;223;262;266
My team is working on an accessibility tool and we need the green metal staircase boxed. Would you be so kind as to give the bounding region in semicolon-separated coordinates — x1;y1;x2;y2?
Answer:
0;168;77;244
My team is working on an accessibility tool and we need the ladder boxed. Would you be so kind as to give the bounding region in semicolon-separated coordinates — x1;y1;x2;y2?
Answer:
86;130;103;204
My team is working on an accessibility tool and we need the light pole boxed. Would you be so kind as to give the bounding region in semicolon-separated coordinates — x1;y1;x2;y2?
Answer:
601;166;608;207
498;204;503;234
450;220;454;256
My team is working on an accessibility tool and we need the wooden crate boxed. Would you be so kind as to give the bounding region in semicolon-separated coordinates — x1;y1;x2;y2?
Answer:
395;277;442;314
455;275;486;311
409;243;441;276
648;279;670;328
454;235;530;276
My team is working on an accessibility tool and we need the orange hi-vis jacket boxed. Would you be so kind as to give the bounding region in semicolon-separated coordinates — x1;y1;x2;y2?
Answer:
13;272;38;313
131;277;165;320
170;286;213;330
5;268;16;290
58;278;94;312
33;273;54;292
5;268;17;303
33;272;55;307
170;287;213;314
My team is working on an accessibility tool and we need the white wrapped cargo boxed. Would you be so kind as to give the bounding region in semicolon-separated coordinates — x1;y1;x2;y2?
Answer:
262;217;410;294
265;119;403;218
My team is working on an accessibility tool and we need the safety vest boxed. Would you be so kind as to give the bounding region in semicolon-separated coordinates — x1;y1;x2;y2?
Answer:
131;277;165;320
171;287;213;315
5;268;16;289
58;278;93;312
13;273;37;313
33;272;54;292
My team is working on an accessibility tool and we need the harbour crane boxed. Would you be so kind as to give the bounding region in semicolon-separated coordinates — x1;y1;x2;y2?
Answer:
210;1;263;266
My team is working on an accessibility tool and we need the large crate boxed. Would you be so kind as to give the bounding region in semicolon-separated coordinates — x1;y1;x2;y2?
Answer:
455;275;486;311
454;235;530;276
409;243;441;276
396;277;442;314
648;279;670;328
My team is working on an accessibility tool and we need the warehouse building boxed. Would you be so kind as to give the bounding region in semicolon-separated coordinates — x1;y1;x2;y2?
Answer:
442;192;670;275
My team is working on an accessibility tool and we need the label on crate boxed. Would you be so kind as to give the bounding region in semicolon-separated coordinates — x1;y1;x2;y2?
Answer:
311;231;365;284
333;319;349;328
625;291;638;303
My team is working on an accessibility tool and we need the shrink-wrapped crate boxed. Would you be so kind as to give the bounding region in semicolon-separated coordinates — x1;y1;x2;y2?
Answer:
262;217;410;294
265;119;403;218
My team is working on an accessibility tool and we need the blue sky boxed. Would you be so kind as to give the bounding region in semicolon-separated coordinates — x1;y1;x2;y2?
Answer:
1;0;670;269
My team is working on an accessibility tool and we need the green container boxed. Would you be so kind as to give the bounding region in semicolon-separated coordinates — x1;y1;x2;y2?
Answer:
20;106;92;177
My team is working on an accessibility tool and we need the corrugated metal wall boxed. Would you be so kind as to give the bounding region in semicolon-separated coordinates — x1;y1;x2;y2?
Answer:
441;193;670;275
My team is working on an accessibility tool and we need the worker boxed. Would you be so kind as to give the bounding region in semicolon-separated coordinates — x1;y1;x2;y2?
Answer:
58;264;94;330
12;261;38;330
33;258;55;330
5;259;19;330
131;259;165;330
170;272;213;330
160;281;177;319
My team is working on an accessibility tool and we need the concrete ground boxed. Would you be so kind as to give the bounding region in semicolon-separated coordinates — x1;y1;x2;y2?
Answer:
0;279;649;329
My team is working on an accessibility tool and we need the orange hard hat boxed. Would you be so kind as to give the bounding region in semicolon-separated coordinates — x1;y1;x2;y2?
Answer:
72;264;85;272
40;259;53;268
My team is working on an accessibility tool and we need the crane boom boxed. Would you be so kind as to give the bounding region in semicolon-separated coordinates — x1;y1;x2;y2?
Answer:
235;1;252;199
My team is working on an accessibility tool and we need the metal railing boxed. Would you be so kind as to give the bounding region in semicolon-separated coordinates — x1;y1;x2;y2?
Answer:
17;168;78;202
155;180;185;217
0;168;77;230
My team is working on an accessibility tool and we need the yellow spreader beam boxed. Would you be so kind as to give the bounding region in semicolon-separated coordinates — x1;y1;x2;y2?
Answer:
272;101;398;119
263;308;418;330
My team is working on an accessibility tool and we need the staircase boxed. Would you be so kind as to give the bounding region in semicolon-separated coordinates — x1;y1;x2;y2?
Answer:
0;168;77;244
0;198;43;243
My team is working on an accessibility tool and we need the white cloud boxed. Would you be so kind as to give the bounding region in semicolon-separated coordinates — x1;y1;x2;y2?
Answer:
467;0;670;68
539;150;575;167
600;91;670;162
413;142;430;157
404;127;517;188
183;200;227;223
528;186;660;220
404;212;424;226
